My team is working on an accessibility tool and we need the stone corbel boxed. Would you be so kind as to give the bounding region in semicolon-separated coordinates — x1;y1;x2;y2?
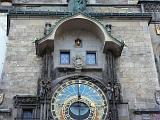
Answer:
103;25;125;57
103;40;124;57
35;39;54;57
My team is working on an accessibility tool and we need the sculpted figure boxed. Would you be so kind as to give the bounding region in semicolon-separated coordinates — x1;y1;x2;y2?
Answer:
68;0;87;12
75;0;86;11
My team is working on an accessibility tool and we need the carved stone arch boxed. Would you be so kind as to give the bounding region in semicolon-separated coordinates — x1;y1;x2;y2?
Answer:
35;13;124;57
52;73;109;92
52;14;106;41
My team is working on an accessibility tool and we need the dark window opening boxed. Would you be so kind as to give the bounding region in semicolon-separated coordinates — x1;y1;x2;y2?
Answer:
22;109;33;120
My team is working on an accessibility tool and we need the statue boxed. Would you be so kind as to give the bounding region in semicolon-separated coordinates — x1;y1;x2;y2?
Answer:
44;22;51;35
67;0;87;12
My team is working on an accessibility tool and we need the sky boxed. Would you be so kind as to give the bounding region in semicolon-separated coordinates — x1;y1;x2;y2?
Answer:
0;13;7;77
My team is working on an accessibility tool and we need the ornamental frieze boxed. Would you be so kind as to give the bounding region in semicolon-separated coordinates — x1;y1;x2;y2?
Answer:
144;3;160;12
14;96;38;107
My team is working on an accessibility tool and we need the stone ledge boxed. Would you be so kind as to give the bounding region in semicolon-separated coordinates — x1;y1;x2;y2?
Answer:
0;108;12;114
133;108;160;114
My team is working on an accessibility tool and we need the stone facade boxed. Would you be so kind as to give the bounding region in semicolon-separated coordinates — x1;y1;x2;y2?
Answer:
109;20;159;109
0;0;160;120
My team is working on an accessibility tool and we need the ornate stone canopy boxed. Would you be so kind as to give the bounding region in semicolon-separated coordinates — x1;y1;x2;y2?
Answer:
35;13;124;57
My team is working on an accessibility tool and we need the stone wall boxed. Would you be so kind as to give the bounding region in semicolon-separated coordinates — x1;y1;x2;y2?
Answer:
0;18;55;118
101;20;159;109
0;16;159;120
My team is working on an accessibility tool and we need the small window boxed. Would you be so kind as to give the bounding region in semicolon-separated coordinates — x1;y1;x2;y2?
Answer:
86;51;96;65
22;109;33;120
60;51;70;64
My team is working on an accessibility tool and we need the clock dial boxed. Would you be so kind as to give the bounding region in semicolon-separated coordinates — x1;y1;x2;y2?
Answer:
69;102;90;119
51;80;108;120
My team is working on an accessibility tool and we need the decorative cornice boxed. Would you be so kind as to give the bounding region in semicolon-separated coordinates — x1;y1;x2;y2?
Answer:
143;2;160;12
13;95;39;107
133;108;160;114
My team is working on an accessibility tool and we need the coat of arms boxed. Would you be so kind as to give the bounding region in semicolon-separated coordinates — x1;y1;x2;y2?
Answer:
73;55;84;69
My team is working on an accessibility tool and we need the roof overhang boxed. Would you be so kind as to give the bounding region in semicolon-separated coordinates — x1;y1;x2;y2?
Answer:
35;13;124;57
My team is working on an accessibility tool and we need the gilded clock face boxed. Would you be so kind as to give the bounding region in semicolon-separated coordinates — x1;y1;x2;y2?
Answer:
51;80;108;120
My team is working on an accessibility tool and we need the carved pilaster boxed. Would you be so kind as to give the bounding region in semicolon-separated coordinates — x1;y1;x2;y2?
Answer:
104;51;121;120
105;51;117;83
41;51;53;80
37;49;53;120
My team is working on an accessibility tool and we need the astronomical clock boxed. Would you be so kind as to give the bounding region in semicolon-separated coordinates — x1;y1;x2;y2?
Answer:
51;79;109;120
